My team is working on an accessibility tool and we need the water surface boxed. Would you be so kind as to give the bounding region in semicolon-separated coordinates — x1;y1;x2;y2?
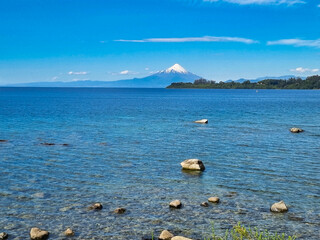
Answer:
0;88;319;239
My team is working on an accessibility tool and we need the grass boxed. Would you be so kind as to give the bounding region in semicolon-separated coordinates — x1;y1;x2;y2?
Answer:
151;222;297;240
203;222;297;240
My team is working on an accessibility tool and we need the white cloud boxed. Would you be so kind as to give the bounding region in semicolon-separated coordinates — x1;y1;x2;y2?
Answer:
120;70;130;75
51;76;59;81
149;71;160;74
203;0;305;5
68;71;88;75
115;36;258;44
290;67;319;73
145;68;150;70
109;70;139;75
267;38;320;48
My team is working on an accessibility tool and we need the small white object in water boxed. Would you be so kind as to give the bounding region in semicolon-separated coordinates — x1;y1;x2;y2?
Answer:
194;119;208;124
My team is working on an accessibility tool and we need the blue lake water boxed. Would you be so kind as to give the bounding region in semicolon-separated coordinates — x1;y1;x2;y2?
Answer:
0;87;319;239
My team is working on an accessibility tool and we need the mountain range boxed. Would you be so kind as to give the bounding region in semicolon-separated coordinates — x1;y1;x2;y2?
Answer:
225;75;305;83
7;64;200;88
5;64;304;88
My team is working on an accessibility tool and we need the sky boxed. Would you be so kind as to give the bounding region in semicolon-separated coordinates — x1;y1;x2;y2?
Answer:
0;0;320;84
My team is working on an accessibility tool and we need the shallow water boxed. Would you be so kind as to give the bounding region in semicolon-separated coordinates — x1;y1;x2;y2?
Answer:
0;88;319;239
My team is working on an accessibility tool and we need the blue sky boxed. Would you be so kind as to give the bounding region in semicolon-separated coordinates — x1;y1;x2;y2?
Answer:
0;0;320;84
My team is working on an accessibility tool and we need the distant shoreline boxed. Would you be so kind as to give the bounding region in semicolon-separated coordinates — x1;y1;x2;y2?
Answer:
167;75;320;89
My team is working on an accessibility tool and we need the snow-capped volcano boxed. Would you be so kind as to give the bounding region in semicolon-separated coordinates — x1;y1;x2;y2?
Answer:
162;64;188;74
97;63;200;87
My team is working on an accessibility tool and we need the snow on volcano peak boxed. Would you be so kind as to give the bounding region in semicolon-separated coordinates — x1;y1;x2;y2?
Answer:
164;64;188;74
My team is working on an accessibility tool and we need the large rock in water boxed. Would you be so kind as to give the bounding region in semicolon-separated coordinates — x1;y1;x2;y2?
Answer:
290;128;303;133
89;202;103;210
208;197;220;203
171;237;193;240
169;200;182;208
181;159;205;171
159;230;174;240
114;207;126;214
270;200;288;213
194;119;208;124
30;228;49;240
200;202;209;207
64;228;74;236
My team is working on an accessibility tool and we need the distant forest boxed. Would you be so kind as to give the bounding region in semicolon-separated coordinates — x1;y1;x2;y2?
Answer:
166;75;320;89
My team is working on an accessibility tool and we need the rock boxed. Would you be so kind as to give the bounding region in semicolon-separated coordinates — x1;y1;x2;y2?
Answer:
208;197;220;203
0;140;7;143
30;227;49;240
290;128;304;133
180;159;205;171
61;143;69;146
89;202;103;210
64;228;74;236
159;230;174;240
171;237;193;240
169;200;182;208
194;119;208;124
225;191;237;198
32;192;45;198
0;232;8;240
41;142;55;146
270;200;288;213
200;202;209;207
114;207;126;214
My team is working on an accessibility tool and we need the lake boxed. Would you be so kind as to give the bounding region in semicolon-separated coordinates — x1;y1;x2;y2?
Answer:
0;88;319;239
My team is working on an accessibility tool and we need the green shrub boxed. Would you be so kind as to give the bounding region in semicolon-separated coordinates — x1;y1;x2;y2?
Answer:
203;222;297;240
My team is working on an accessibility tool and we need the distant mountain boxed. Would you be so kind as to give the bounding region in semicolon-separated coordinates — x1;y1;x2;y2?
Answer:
7;64;201;88
225;75;305;83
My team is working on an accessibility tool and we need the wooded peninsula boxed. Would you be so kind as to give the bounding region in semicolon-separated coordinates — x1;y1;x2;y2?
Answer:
166;75;320;89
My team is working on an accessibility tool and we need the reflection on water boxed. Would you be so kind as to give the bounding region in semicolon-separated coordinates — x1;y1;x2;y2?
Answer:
0;88;319;239
181;169;204;177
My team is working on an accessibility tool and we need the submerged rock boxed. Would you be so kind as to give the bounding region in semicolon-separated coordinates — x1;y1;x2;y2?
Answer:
64;228;74;236
225;191;237;198
180;159;205;171
171;237;193;240
159;230;174;240
30;227;49;240
169;200;182;208
32;192;45;198
89;202;103;210
0;232;8;240
194;119;208;124
270;200;288;213
208;197;220;203
290;128;304;133
114;207;126;214
200;202;209;207
41;142;55;146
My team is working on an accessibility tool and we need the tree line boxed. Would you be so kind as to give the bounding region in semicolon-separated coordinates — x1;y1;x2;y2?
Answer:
166;75;320;89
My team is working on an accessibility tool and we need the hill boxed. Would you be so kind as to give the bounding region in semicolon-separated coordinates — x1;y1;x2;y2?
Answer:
167;75;320;89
